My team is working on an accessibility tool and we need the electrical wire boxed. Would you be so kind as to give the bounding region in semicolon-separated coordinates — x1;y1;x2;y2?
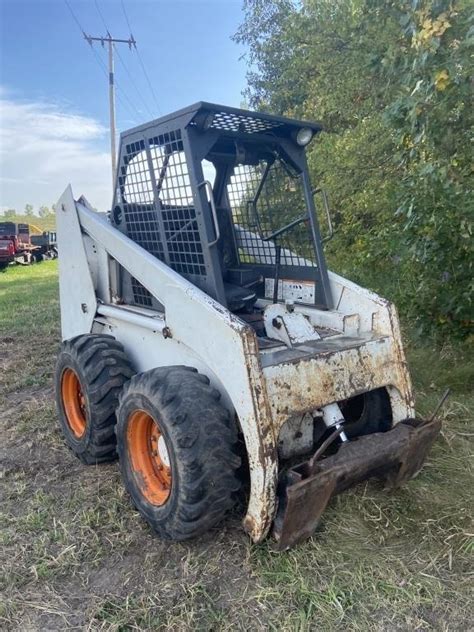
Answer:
120;0;133;34
115;46;155;119
64;0;85;34
90;44;140;122
63;0;140;123
93;0;152;120
120;0;162;116
93;0;108;32
94;0;155;119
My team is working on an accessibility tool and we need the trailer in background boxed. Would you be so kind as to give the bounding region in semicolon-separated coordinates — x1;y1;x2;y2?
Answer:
31;231;58;261
0;222;57;270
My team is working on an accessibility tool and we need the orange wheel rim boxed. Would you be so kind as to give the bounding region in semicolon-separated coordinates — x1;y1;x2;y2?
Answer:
61;368;87;438
127;410;172;505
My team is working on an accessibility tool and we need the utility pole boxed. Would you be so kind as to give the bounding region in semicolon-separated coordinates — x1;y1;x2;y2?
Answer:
84;32;136;186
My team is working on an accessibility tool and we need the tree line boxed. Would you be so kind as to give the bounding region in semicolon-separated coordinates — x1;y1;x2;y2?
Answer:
3;204;56;219
236;0;472;338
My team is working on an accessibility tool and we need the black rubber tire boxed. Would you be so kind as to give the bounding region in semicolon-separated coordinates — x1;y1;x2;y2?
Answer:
116;366;241;541
55;334;134;464
340;387;393;439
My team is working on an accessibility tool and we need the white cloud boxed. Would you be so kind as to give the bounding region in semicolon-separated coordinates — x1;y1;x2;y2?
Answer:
0;92;113;212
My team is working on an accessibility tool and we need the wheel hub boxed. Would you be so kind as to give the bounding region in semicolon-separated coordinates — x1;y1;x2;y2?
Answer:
61;367;87;438
127;410;172;505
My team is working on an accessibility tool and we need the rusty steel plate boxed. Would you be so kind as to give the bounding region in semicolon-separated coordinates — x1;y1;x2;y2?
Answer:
273;417;442;550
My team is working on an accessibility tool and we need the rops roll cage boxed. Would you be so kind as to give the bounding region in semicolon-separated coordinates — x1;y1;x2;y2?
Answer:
113;102;334;311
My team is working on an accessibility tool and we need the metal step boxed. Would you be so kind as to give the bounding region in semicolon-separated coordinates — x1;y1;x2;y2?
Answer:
260;332;380;368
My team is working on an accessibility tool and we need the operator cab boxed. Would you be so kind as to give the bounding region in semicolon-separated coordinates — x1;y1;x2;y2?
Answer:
111;102;333;325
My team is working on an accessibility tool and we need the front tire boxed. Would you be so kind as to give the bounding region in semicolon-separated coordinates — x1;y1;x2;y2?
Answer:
116;366;241;541
55;334;133;464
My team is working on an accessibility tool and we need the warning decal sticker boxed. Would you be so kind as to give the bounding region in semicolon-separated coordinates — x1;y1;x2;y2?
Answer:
264;278;316;303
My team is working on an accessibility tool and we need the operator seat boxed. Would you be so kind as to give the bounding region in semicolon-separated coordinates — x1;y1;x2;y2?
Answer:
216;206;260;312
223;282;258;312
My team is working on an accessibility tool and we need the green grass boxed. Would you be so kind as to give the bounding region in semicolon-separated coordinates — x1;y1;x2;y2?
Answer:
0;261;60;403
0;261;472;631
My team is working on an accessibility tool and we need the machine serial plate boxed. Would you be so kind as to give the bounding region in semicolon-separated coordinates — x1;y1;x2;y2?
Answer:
265;278;316;303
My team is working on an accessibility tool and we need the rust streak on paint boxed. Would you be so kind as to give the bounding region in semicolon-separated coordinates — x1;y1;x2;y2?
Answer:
263;334;413;431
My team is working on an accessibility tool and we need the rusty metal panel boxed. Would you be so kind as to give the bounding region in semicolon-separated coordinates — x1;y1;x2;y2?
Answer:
263;336;413;429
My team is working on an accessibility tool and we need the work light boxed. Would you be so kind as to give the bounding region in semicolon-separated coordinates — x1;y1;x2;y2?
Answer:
296;127;313;146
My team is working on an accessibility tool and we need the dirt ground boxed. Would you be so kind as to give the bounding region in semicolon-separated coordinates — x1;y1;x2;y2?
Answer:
1;261;472;631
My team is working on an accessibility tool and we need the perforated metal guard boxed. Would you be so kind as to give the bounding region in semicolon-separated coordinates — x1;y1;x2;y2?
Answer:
227;160;317;267
209;110;284;135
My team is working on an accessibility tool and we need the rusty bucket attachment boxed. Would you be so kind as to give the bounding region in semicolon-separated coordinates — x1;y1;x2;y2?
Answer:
273;417;442;550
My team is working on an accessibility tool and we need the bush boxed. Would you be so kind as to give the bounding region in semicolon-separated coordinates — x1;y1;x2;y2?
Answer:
236;0;473;337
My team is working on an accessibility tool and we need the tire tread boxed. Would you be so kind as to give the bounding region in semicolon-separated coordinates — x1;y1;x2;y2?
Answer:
117;366;241;540
55;334;133;464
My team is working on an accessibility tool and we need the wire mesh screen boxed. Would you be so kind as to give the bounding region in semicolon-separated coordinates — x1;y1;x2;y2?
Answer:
162;206;205;276
121;140;153;204
117;130;208;305
118;138;164;262
149;133;206;276
130;277;153;306
117;139;163;306
227;159;317;267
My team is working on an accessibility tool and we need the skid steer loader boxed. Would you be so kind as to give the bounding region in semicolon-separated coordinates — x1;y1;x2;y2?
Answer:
55;102;441;548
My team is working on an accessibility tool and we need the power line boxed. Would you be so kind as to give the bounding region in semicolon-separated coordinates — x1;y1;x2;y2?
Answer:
89;44;139;122
63;0;139;124
84;33;137;184
93;0;108;31
64;0;84;33
120;0;133;34
120;0;162;116
92;0;149;119
63;0;142;185
93;0;155;119
114;47;155;119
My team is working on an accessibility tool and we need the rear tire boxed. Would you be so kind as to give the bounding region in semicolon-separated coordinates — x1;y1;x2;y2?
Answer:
341;388;392;439
55;334;133;464
116;366;241;541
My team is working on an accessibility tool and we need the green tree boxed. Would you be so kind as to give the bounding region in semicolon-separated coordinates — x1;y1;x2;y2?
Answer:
3;209;16;219
38;205;51;218
236;0;473;337
383;1;473;335
24;204;34;217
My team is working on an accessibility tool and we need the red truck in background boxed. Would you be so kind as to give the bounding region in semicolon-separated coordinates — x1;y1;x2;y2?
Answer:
0;222;57;270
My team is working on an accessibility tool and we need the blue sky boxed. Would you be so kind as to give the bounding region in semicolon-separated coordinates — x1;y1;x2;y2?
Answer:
0;0;248;211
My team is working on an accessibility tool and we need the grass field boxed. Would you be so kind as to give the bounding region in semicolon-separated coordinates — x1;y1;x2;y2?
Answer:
0;214;56;233
0;261;472;631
